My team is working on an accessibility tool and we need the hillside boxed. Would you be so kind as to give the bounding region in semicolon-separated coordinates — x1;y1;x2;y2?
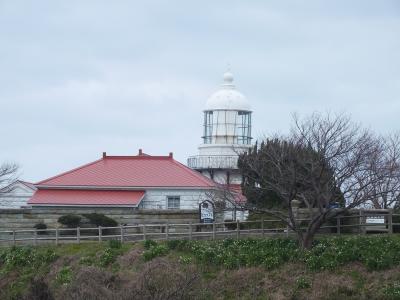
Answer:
1;236;400;299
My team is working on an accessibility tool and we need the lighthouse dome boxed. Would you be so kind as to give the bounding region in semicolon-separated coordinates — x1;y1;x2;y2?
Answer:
205;71;251;111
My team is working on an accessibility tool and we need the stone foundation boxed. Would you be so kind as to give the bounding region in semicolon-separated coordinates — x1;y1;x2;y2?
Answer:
0;207;199;230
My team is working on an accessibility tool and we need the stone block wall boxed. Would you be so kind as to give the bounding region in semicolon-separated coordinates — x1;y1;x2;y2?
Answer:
0;207;199;231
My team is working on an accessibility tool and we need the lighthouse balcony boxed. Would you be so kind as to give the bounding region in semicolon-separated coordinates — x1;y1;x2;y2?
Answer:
187;155;239;170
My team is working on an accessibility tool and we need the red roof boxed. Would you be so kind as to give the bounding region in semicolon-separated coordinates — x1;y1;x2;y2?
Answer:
36;155;215;188
226;184;247;204
28;189;145;206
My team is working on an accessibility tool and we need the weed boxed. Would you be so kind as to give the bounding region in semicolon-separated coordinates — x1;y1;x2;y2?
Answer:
108;239;122;249
56;266;73;285
296;276;311;289
143;244;169;261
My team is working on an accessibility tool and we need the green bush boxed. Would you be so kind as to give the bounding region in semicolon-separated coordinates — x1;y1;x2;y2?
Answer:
166;239;189;251
0;246;58;270
143;244;169;261
144;239;157;250
82;213;118;227
158;236;400;272
34;223;47;235
99;248;118;267
58;214;82;228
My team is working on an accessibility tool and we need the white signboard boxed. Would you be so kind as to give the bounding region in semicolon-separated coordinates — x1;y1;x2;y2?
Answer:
366;217;385;224
199;200;214;223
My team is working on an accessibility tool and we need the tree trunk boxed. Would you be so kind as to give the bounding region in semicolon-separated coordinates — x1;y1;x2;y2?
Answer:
301;234;314;249
300;221;322;249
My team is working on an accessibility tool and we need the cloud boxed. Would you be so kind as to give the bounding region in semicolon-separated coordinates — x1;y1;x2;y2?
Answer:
0;0;399;181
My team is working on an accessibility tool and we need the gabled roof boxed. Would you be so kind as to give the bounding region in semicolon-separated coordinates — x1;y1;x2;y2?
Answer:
28;189;145;206
19;181;37;191
36;154;216;189
0;180;37;193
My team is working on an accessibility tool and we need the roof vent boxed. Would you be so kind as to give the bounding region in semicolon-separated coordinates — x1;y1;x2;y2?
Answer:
138;149;143;155
102;152;107;158
169;152;173;158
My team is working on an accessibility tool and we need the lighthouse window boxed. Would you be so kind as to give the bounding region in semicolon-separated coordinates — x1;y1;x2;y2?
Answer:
167;196;181;209
203;111;213;144
237;111;252;144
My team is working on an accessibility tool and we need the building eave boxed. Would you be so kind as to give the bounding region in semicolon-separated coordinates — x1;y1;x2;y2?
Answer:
35;185;216;190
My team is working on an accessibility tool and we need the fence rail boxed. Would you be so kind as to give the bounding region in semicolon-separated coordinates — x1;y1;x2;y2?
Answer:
1;212;399;246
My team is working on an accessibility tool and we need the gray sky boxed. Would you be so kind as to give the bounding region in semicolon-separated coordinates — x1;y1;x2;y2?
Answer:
1;1;399;182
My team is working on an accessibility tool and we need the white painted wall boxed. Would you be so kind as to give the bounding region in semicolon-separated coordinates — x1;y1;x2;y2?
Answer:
0;182;36;209
139;188;211;210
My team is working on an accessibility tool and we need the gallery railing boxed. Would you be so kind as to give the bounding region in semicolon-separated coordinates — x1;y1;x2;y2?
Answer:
187;155;239;169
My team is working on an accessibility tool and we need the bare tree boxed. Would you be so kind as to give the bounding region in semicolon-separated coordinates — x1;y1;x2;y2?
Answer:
219;112;398;249
369;133;400;209
0;162;19;195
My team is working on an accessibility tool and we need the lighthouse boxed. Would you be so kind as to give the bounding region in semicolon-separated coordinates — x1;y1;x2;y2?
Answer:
187;71;252;186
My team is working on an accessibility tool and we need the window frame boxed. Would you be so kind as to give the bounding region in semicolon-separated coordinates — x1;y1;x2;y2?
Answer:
167;196;181;209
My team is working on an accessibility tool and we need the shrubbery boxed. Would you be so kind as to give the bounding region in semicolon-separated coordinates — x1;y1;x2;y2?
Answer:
143;236;400;272
57;213;118;230
143;241;169;261
0;246;58;270
82;213;118;227
34;222;47;235
58;214;82;228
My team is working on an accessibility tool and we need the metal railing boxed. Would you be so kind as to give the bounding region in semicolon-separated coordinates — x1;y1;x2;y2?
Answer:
187;155;239;169
0;212;399;246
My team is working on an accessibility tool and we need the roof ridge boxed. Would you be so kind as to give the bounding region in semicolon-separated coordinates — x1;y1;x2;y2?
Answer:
105;156;170;160
170;159;216;187
19;180;36;190
36;158;103;185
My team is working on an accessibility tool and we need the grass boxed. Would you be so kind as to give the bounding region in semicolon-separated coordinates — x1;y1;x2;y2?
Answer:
1;236;400;299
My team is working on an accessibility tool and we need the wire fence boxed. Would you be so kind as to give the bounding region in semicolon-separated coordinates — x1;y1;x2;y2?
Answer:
0;212;399;246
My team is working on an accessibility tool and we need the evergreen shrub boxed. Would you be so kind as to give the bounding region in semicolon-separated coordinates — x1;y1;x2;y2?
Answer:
58;214;81;228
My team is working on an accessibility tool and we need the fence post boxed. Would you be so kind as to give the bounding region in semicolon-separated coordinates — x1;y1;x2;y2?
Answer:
359;211;363;234
261;220;265;237
34;229;37;246
77;227;80;244
55;227;59;246
189;222;193;240
337;216;341;235
120;225;124;242
98;226;102;242
166;223;169;240
143;225;147;241
212;223;216;240
388;210;393;234
13;230;16;246
236;220;240;240
286;225;289;237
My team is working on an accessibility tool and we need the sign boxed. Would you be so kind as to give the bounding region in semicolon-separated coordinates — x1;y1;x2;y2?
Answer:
366;216;385;224
199;200;214;223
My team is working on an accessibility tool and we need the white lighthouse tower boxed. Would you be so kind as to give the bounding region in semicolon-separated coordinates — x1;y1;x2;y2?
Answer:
187;71;252;185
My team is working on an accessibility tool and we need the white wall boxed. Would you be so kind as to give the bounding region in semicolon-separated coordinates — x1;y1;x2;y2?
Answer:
139;188;211;210
201;170;242;185
0;182;35;209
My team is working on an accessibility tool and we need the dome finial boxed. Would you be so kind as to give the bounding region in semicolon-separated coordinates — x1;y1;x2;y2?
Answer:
223;66;234;85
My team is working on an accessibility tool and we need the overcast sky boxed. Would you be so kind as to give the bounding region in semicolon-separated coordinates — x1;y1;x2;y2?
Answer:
1;1;399;182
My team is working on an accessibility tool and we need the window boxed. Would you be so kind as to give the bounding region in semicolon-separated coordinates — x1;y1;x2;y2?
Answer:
167;196;180;209
203;111;213;144
236;111;252;145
